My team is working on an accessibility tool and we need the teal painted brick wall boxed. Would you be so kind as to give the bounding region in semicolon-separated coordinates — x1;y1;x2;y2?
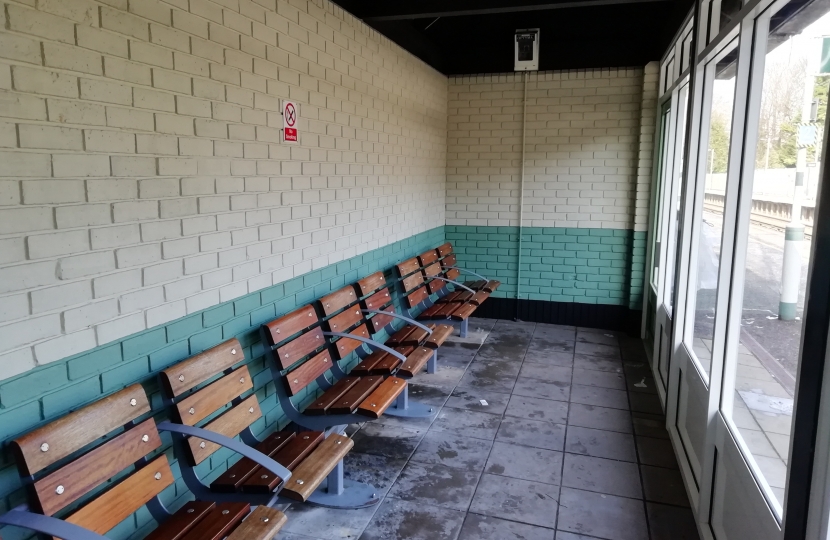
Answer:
0;226;445;540
446;226;646;310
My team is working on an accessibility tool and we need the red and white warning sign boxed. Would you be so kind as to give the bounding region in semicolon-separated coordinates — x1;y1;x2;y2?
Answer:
282;100;298;143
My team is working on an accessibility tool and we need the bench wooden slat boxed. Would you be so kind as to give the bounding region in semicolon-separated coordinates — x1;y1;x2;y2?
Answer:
350;351;387;376
332;324;369;359
418;250;439;265
284;350;333;396
328;376;383;415
406;286;429;308
386;324;416;347
465;279;486;290
396;258;420;277
211;432;296;492
418;304;447;319
66;455;174;535
178;502;249;540
224;506;287;540
319;286;358;316
264;305;318;345
188;394;262;465
442;253;457;267
437;243;453;257
176;366;252;426
35;418;162;516
423;262;441;277
397;347;433;378
401;272;423;292
367;306;395;334
446;268;461;281
401;324;433;347
305;377;361;415
275;326;325;369
281;434;353;502
144;501;216;540
241;432;324;493
364;289;391;310
484;280;501;293
437;291;463;304
425;325;454;349
162;339;243;398
427;278;444;295
450;303;477;321
13;385;150;476
369;348;406;375
356;377;407;419
356;271;387;296
326;305;363;333
471;290;490;305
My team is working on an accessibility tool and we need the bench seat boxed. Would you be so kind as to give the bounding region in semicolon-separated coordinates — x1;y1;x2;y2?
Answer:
145;502;286;540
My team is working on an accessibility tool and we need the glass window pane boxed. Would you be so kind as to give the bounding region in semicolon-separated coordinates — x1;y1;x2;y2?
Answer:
651;106;673;289
723;4;830;512
664;83;690;316
686;45;738;380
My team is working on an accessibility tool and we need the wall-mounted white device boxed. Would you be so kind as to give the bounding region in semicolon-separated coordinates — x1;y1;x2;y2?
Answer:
514;29;539;71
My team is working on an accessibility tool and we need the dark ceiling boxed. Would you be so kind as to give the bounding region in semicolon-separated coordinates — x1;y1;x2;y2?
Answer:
331;0;696;75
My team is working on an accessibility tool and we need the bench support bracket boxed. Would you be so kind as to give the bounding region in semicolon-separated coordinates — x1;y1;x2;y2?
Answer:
384;384;435;418
0;506;108;540
428;350;438;374
460;318;469;338
305;460;379;509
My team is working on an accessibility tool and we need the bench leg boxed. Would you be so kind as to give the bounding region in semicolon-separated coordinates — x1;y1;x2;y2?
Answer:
460;318;469;338
305;460;380;509
384;384;435;418
427;350;438;374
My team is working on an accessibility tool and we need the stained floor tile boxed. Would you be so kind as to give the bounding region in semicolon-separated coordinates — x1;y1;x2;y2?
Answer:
561;453;642;498
641;464;690;507
513;376;571;402
444;387;511;415
387;461;481;511
496;416;566;451
409;430;494;470
569;384;629;410
485;441;563;485
458;514;556;540
557;487;649;540
469;473;560;528
505;394;569;423
568;402;633;433
565;426;638;462
647;502;700;540
359;498;466;540
429;408;502;440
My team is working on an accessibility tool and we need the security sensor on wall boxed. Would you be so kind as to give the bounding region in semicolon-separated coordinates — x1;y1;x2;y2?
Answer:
515;29;539;71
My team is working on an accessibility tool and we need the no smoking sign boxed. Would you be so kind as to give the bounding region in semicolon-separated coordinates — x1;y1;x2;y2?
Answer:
282;100;298;143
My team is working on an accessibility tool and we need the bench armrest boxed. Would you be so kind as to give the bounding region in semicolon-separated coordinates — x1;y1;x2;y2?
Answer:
0;506;109;540
157;422;292;485
428;276;476;294
360;309;433;335
322;332;407;362
442;266;488;281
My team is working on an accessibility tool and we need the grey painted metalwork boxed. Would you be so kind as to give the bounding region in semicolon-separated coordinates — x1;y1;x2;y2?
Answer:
0;506;110;540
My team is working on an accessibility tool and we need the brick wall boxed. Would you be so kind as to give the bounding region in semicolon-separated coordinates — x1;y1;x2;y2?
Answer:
446;66;658;310
0;0;447;383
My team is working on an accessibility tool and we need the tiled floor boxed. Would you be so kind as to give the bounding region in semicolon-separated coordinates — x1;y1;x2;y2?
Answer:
277;318;700;540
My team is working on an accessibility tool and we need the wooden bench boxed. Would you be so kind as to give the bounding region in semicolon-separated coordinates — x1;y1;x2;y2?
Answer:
260;302;409;423
158;338;377;509
312;274;450;417
1;384;286;540
435;242;501;294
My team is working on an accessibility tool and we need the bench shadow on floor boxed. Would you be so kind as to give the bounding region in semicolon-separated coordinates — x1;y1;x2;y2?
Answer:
276;318;700;540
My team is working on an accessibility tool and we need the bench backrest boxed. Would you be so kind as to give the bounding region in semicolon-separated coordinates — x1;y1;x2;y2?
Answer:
436;243;461;281
417;249;444;294
318;285;371;359
160;338;260;466
396;257;431;309
355;271;396;333
12;385;173;535
263;305;339;396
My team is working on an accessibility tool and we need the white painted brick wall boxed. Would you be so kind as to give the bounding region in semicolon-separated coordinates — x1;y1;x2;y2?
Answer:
0;0;447;379
447;68;648;229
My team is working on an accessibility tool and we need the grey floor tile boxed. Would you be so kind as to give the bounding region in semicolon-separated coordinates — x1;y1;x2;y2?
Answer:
359;498;466;540
561;453;642;499
572;368;625;390
344;452;409;497
527;337;575;353
458;367;518;394
641;465;690;507
524;348;575;367
632;412;669;439
629;392;663;415
496;417;566;451
573;354;623;373
647;502;700;540
485;441;563;486
429;408;502;440
576;331;618;346
505;394;569;424
555;532;597;540
568;403;633;434
512;376;571;402
282;501;379;539
410;430;494;470
387;461;481;511
411;365;466;389
352;422;426;460
569;384;629;410
469;473;560;529
276;533;326;540
459;514;556;540
444;387;511;415
636;436;679;469
575;342;621;360
626;374;658;395
565;426;637;462
557;487;649;540
404;382;452;407
519;363;573;384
